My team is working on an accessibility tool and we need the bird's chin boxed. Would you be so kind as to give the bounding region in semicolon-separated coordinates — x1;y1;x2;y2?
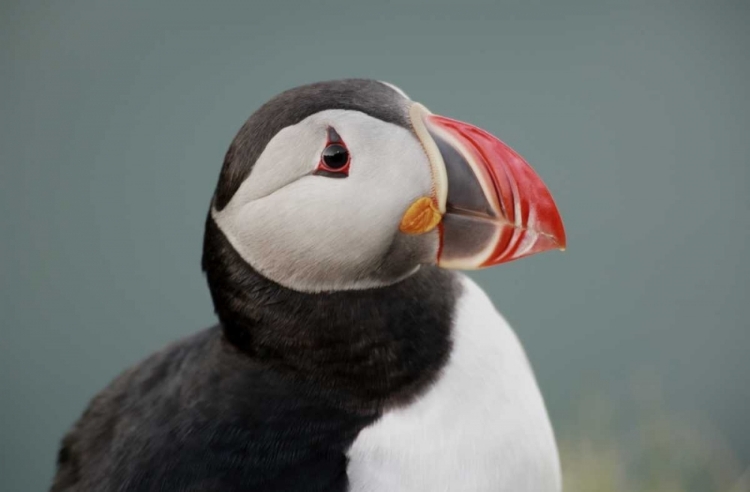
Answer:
368;228;440;287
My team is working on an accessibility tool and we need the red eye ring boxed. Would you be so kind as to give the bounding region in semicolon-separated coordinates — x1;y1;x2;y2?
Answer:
315;127;350;176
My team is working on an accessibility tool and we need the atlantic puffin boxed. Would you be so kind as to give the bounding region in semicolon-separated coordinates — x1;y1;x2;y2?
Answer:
50;79;566;492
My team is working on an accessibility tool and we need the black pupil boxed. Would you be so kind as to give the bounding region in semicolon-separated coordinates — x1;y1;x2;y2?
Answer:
322;144;348;169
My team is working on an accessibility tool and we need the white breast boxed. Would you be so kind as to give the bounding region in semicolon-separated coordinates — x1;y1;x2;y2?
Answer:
346;274;561;492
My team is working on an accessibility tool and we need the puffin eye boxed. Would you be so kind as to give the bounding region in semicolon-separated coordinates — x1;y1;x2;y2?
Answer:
315;127;351;177
321;144;349;169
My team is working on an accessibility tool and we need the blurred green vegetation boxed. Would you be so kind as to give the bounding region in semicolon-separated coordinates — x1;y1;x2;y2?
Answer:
559;379;748;492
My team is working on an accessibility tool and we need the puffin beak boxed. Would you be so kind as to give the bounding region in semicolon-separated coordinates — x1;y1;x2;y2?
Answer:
408;103;566;269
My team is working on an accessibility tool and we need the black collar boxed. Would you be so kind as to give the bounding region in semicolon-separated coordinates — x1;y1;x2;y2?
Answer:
202;216;459;412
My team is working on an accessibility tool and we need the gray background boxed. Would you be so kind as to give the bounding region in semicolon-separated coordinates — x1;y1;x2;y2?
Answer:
1;0;748;490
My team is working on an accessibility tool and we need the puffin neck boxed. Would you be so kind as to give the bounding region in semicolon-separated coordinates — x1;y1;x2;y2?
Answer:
202;217;458;411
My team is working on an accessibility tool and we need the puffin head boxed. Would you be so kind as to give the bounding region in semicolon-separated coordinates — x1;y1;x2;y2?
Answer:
206;79;565;294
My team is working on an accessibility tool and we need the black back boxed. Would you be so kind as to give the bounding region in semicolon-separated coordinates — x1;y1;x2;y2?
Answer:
51;329;379;492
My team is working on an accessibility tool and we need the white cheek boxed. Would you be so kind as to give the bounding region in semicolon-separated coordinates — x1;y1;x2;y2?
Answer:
221;180;385;291
231;124;322;202
213;109;435;292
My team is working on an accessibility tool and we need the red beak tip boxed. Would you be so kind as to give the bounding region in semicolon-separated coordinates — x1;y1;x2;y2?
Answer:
556;233;567;251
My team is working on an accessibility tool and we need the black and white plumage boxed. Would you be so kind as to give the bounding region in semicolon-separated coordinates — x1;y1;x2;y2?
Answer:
51;79;566;492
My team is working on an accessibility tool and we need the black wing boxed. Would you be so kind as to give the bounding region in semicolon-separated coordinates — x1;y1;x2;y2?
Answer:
50;326;373;492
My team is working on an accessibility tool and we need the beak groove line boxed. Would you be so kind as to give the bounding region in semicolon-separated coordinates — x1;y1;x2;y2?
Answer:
409;103;448;214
